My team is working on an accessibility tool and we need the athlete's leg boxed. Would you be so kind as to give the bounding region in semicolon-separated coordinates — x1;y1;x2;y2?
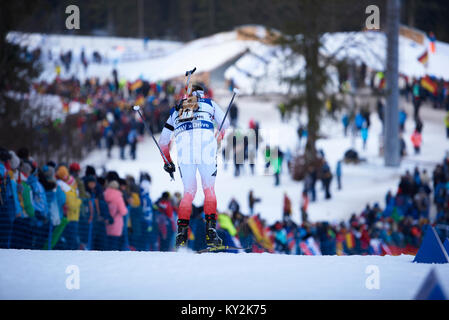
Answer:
175;163;198;248
199;162;222;247
198;163;217;216
197;129;218;218
178;163;197;221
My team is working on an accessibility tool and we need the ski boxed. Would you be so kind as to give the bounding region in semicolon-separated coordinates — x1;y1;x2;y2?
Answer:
196;245;250;254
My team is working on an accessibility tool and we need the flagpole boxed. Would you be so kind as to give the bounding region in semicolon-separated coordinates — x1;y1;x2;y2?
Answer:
384;0;401;167
425;48;428;76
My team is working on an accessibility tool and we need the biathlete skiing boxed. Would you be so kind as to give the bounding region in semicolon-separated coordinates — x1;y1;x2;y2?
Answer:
157;76;231;249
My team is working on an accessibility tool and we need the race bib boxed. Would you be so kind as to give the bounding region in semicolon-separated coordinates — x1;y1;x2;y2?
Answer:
178;96;198;122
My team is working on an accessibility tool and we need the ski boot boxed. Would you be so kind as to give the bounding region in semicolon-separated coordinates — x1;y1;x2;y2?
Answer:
205;214;223;248
176;219;189;249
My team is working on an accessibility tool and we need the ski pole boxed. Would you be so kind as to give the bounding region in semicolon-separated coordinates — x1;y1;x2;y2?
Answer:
133;105;175;181
175;67;197;111
217;88;239;137
184;67;196;97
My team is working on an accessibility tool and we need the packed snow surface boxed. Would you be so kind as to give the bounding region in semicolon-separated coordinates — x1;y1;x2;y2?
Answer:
1;249;448;299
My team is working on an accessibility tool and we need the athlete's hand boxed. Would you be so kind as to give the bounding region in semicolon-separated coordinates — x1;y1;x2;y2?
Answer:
164;162;176;174
215;130;225;144
175;99;186;111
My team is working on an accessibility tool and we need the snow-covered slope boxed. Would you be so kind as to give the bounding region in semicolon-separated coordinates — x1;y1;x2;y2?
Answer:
84;31;258;82
321;31;449;80
226;31;449;95
7;31;182;65
11;30;257;83
1;249;448;299
12;27;449;87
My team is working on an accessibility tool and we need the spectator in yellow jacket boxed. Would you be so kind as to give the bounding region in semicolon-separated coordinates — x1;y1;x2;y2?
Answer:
56;165;82;249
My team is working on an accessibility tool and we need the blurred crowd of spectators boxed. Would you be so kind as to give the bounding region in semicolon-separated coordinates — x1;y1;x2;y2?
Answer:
1;145;448;255
261;154;449;255
0;146;181;251
30;71;213;162
33;76;168;160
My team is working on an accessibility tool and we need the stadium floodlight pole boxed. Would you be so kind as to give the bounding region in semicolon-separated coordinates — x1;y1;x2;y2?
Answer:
133;105;174;181
384;0;401;167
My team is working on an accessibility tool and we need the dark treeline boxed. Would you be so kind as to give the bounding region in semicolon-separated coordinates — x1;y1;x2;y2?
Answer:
7;0;449;42
1;0;449;162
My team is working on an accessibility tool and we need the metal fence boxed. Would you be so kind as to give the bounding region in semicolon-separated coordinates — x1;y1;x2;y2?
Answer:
0;197;178;252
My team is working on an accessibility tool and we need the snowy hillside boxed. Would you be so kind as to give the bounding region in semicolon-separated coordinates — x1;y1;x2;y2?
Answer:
226;30;449;94
0;249;448;299
10;30;258;83
321;31;449;79
12;27;449;87
7;31;182;82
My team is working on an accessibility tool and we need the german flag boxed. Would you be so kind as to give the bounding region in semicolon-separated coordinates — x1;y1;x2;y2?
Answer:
417;50;428;65
247;216;274;251
421;75;437;95
62;98;69;113
188;227;195;241
135;95;145;106
379;77;386;89
428;32;436;53
130;79;143;91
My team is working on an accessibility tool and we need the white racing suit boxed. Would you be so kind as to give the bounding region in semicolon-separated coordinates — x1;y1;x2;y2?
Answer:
158;93;229;221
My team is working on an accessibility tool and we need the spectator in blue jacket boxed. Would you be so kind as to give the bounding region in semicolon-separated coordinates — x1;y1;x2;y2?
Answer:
399;109;407;132
361;123;369;150
84;172;110;251
341;113;349;137
0;149;16;248
336;160;342;190
22;161;50;249
40;165;66;227
355;111;365;133
128;125;138;161
140;172;156;251
25;162;48;219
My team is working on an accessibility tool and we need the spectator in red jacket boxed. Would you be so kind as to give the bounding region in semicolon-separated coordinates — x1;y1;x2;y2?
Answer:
360;225;371;254
157;191;174;219
283;193;292;221
411;129;422;154
156;192;175;251
300;190;309;223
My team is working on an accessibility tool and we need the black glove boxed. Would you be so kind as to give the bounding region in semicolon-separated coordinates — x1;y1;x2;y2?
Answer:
175;99;186;111
164;162;176;174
